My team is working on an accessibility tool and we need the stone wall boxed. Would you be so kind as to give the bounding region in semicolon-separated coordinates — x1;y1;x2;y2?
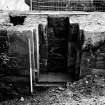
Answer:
0;11;105;77
69;13;105;77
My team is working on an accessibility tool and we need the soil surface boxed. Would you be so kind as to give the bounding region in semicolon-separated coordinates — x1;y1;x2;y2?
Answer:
1;74;105;105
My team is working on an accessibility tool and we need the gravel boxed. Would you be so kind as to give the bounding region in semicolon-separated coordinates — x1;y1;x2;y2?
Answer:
0;75;105;105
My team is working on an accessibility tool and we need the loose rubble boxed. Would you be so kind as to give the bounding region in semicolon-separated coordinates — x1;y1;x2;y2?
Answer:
1;75;105;105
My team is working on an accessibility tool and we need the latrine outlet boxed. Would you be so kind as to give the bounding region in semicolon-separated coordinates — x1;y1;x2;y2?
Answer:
39;16;79;73
38;16;82;82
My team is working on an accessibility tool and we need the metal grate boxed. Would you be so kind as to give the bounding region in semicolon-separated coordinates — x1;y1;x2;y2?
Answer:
31;0;105;11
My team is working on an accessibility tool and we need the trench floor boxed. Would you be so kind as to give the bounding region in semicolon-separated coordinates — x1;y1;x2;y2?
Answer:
39;72;72;82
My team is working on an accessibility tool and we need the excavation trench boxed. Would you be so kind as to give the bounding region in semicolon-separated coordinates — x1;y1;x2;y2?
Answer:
38;17;82;82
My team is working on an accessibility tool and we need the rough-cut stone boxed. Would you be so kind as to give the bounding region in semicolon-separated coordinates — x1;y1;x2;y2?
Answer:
0;29;8;54
0;0;29;11
0;11;105;78
0;17;36;76
70;13;105;48
0;12;10;24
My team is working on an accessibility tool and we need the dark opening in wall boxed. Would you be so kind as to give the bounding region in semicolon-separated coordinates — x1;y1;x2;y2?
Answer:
39;17;82;81
39;17;70;73
9;15;26;26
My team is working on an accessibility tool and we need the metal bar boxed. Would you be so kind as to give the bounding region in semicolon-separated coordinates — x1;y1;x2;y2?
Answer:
28;38;33;94
36;24;40;81
31;29;37;80
30;0;33;10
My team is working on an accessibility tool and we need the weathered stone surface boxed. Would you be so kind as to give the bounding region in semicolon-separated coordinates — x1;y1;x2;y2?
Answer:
0;23;35;76
70;13;105;48
0;12;10;24
0;0;29;11
0;29;8;54
80;42;105;77
0;11;105;78
7;30;31;75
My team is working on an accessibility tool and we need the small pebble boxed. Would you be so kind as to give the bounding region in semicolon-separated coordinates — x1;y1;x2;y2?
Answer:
58;87;65;91
87;59;90;62
27;103;31;105
86;80;88;84
20;97;24;102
